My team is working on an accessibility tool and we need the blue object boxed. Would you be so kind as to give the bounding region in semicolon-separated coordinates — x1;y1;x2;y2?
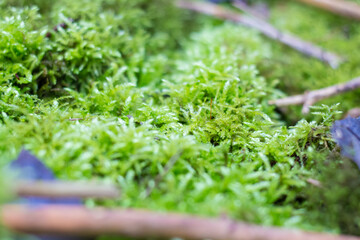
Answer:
10;150;81;206
9;150;92;240
332;117;360;168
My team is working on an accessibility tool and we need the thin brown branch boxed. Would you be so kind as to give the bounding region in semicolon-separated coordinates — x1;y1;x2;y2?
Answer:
67;118;84;121
176;0;344;68
269;77;360;114
2;205;360;240
232;0;269;20
346;108;360;118
14;181;120;199
296;0;360;20
306;178;323;188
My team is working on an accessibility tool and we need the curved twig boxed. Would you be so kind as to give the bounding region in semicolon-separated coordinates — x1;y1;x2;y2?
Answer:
176;0;344;68
269;77;360;114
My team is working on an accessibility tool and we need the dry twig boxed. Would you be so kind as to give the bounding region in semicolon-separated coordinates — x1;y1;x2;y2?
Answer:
14;181;120;199
296;0;360;20
176;0;343;68
2;205;360;240
67;118;84;121
269;77;360;114
232;0;269;20
346;107;360;118
306;178;323;188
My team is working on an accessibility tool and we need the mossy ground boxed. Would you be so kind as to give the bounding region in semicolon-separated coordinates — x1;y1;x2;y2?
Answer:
1;0;360;239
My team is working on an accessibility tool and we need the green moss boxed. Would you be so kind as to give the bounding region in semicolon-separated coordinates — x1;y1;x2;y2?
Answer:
1;0;360;238
0;0;199;98
304;151;360;235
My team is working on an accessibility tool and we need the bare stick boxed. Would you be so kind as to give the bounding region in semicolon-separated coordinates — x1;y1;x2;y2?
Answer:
306;178;323;188
296;0;360;20
2;205;360;240
67;118;84;121
176;0;344;68
13;181;120;199
232;0;269;20
346;108;360;118
269;77;360;114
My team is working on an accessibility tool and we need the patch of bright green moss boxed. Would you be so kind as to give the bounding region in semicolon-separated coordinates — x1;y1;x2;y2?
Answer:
1;0;360;238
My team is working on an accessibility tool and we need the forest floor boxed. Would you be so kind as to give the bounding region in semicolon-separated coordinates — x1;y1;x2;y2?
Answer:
1;0;360;239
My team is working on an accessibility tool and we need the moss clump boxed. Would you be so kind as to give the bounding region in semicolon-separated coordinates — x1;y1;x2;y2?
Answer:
1;0;360;239
0;0;198;97
304;152;360;235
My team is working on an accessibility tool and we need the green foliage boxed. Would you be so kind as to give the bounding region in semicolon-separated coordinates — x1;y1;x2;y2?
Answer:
0;0;198;99
0;0;357;238
0;7;45;91
305;153;360;235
